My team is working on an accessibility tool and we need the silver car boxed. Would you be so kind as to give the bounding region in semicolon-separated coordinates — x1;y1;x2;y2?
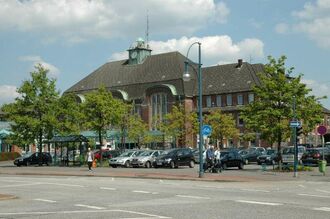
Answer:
131;150;163;168
109;150;144;168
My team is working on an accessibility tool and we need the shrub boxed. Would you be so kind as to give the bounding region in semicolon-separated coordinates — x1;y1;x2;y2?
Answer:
0;152;21;161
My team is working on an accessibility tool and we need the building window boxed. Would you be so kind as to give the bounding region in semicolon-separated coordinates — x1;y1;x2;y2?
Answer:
151;93;168;130
238;113;244;126
216;95;222;107
248;93;254;103
237;94;243;105
206;96;212;108
226;94;232;106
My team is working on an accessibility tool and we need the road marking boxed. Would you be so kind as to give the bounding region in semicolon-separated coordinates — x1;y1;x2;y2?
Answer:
114;209;171;218
315;189;330;194
33;199;57;203
236;200;282;206
74;204;105;210
100;187;117;191
0;183;42;188
43;182;85;188
313;207;330;212
0;209;170;217
241;189;270;193
298;193;330;198
176;195;210;200
132;190;151;194
298;184;306;188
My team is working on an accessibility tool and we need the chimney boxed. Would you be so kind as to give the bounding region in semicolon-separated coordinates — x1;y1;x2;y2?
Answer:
237;59;243;68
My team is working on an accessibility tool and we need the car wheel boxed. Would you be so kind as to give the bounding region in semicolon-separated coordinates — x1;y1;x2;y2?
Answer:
124;161;130;168
17;164;21;167
189;160;195;168
111;165;117;168
257;162;261;165
145;161;151;168
154;165;158;169
238;162;244;170
170;161;175;169
222;163;227;170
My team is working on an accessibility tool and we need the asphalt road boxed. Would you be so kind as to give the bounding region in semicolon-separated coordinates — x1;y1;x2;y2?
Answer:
0;175;330;219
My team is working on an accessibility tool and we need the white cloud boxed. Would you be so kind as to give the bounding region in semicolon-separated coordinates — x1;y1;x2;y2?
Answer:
275;23;289;34
0;0;230;43
19;56;60;78
110;35;264;65
0;85;19;106
302;79;330;104
291;0;330;48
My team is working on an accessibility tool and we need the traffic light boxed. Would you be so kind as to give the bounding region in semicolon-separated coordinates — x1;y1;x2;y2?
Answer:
296;127;303;136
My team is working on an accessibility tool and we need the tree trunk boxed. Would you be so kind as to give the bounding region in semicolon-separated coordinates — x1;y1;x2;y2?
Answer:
277;132;282;170
98;129;103;166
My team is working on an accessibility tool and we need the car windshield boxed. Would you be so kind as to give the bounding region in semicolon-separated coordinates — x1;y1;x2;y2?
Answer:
22;152;33;158
266;150;275;155
119;151;135;157
140;151;153;156
283;147;294;154
163;149;177;156
220;151;229;157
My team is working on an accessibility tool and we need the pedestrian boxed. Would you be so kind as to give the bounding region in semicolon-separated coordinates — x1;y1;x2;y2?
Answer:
214;146;221;172
86;147;94;171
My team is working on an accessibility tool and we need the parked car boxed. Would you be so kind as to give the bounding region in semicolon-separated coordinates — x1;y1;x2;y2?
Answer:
282;146;306;165
109;150;144;168
240;147;266;164
301;147;330;166
131;150;163;168
192;149;204;164
14;152;52;166
220;150;245;170
94;149;121;160
153;148;195;168
257;149;279;165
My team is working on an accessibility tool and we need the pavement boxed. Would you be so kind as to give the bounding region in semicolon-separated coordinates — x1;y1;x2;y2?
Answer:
0;160;329;183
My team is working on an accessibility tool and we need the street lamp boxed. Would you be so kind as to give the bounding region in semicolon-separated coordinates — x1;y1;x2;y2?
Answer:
183;42;204;178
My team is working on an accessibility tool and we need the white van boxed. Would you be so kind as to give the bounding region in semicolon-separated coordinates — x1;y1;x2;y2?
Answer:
282;146;306;165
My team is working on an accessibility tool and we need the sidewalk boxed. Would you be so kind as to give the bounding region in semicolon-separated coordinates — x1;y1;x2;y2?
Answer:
1;161;329;182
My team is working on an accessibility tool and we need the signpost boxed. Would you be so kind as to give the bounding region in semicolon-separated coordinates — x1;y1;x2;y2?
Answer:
317;125;327;176
202;125;212;136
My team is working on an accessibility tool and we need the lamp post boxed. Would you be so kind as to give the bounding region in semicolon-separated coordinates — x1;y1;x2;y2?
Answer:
183;42;203;178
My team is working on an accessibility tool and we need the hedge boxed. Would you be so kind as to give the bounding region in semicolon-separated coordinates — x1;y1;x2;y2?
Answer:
0;152;21;161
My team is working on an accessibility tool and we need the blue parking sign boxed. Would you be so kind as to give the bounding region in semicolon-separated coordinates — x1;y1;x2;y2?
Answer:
202;125;212;136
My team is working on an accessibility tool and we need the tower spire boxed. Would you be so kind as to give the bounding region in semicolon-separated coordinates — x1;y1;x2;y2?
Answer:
145;10;149;49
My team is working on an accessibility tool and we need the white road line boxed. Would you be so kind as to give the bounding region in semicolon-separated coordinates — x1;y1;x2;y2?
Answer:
132;190;151;194
74;204;105;210
236;200;283;206
298;184;306;188
114;209;171;218
313;207;330;212
176;195;210;200
241;189;270;193
100;187;117;191
298;193;330;198
0;209;169;217
33;198;57;203
315;189;330;194
0;183;41;188
42;182;85;188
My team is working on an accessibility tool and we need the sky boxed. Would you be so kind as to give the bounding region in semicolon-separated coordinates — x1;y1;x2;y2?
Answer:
0;0;330;109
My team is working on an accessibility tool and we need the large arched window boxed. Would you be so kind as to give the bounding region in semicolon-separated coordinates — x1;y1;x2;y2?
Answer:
151;93;168;130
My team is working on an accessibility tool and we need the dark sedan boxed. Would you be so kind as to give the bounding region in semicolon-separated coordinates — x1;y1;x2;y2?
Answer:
220;150;244;170
302;148;330;166
257;149;279;165
14;152;52;166
153;148;195;168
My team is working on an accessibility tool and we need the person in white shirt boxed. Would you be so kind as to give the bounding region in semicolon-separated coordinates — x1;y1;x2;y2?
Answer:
86;147;94;171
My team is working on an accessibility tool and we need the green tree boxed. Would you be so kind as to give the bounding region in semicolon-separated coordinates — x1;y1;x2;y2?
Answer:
204;109;239;148
82;86;123;162
241;55;324;168
127;114;149;149
160;105;198;147
2;64;60;156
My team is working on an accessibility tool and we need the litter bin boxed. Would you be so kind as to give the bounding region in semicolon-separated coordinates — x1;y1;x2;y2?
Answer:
318;160;327;173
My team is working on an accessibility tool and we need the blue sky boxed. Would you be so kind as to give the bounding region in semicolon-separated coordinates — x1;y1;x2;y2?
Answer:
0;0;329;108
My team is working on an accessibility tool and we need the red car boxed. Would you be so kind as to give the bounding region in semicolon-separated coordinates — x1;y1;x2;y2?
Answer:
94;149;121;160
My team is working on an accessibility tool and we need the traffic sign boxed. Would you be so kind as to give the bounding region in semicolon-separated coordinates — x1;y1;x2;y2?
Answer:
202;125;212;136
317;125;327;135
290;120;301;128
